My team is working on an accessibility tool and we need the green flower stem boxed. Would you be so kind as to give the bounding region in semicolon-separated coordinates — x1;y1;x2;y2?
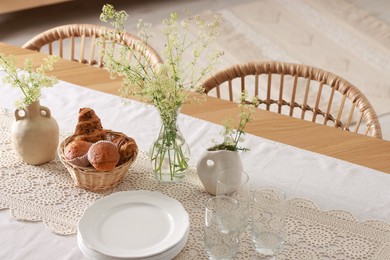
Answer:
209;91;259;152
0;56;28;99
150;119;189;181
0;53;58;107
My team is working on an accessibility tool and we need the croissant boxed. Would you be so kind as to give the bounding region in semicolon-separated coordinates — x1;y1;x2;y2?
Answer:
72;108;106;143
111;135;138;165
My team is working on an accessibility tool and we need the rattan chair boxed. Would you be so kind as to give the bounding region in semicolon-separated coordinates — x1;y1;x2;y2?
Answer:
22;24;163;68
202;61;382;138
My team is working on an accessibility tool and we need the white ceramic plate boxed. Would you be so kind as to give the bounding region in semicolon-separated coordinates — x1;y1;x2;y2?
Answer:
77;227;189;260
78;190;189;259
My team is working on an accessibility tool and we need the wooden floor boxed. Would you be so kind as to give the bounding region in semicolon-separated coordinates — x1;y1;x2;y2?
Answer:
0;0;73;14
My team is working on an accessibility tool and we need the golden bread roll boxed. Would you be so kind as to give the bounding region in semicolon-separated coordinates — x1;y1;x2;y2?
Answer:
64;140;92;160
87;141;119;171
64;140;92;167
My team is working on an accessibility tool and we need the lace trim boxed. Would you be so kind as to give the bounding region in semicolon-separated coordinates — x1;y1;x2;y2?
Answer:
1;108;389;259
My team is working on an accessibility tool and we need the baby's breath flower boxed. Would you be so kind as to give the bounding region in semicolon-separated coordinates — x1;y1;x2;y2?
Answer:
0;53;58;108
208;91;259;152
99;4;222;127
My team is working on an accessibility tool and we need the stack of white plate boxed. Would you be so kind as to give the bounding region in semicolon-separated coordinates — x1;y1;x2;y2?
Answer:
77;190;190;260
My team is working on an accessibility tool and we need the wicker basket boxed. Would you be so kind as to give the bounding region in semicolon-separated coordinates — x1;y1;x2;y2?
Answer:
58;130;138;192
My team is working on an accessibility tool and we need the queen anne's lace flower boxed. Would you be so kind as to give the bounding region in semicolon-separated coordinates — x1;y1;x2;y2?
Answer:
0;54;58;108
99;4;222;126
209;92;259;151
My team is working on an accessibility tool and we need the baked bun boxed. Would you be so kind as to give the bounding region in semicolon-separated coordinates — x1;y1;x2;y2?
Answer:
87;141;119;171
72;108;106;143
64;140;92;160
64;140;92;167
111;135;138;165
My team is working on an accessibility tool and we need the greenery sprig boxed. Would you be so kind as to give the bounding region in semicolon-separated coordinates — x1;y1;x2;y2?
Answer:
0;53;58;108
99;4;223;126
208;92;259;152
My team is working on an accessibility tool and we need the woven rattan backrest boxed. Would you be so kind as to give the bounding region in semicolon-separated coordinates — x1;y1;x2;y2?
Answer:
22;24;163;68
202;61;382;138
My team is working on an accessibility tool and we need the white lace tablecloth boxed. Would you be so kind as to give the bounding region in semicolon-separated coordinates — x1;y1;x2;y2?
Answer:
1;77;390;259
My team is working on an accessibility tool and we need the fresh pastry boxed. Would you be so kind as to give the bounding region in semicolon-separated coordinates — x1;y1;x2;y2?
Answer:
111;135;138;165
64;140;92;160
87;141;119;171
64;140;92;167
72;108;106;143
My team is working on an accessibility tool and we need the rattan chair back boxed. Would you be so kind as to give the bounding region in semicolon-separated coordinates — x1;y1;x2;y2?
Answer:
202;61;382;138
22;24;163;68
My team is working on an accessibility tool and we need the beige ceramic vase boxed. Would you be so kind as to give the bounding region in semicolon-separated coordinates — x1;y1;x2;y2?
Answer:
11;101;59;165
196;150;243;195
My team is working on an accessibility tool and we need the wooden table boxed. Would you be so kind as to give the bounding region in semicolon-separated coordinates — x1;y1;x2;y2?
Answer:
2;42;390;260
1;41;389;173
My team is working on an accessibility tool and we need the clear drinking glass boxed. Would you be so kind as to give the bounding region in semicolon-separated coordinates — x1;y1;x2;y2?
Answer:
250;188;286;259
204;196;241;260
216;170;250;232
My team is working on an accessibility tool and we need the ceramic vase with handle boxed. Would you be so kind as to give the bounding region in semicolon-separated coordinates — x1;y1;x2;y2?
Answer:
11;101;59;165
197;150;243;195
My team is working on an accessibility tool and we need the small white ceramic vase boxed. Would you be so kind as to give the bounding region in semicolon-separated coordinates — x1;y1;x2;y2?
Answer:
196;150;243;195
11;101;59;165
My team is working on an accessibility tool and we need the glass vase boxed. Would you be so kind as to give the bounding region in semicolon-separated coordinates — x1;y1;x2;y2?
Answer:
149;110;190;182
